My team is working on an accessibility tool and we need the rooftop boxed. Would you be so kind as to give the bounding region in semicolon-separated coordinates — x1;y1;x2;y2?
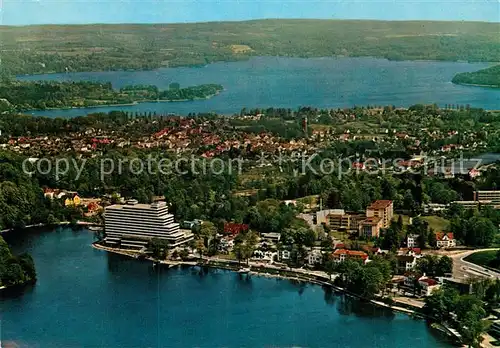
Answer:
367;200;393;210
361;216;382;225
333;249;368;258
106;201;168;211
435;232;454;241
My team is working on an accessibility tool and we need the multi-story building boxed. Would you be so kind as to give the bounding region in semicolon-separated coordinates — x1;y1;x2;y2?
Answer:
104;200;193;250
366;200;393;228
316;209;345;225
323;210;365;232
359;217;383;238
326;209;350;230
474;190;500;204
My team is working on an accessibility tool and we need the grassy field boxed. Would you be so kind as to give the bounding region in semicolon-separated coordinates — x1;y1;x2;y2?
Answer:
394;214;450;231
421;215;450;232
1;19;499;75
464;250;499;271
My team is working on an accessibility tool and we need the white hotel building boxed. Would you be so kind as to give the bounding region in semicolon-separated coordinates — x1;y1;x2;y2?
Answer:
104;200;193;250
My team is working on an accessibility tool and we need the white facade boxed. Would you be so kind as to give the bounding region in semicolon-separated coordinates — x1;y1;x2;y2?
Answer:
104;200;193;249
253;250;277;261
279;250;291;260
307;249;323;265
436;234;456;248
406;234;419;248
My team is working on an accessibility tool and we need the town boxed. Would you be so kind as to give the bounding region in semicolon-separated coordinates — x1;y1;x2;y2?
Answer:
1;104;500;347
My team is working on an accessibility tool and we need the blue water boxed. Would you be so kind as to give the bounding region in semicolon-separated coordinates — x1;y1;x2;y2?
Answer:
0;228;450;347
18;57;499;118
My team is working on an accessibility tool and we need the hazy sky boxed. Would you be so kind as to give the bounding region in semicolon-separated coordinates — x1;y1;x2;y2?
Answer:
2;0;499;25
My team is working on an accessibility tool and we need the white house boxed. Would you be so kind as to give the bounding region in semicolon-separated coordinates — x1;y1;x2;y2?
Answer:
279;249;291;261
435;232;456;248
253;250;277;262
406;234;420;248
397;255;418;273
307;248;323;266
419;277;441;296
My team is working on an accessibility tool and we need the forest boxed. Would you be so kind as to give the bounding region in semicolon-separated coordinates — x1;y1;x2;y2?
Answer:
452;64;500;88
1;20;499;75
0;80;223;111
0;235;36;288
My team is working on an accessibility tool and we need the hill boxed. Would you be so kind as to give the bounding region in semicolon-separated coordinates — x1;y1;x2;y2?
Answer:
452;65;500;88
1;19;499;75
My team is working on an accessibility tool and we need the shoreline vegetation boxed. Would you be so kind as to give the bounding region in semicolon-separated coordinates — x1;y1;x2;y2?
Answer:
91;242;421;315
0;81;224;112
91;241;464;345
1;20;499;76
452;65;500;88
0;235;36;290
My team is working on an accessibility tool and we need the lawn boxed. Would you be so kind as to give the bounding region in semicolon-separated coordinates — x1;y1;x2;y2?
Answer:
393;214;450;231
464;250;499;271
420;215;450;232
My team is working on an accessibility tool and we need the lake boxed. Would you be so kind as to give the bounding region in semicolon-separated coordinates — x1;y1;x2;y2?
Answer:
0;227;451;347
18;57;499;118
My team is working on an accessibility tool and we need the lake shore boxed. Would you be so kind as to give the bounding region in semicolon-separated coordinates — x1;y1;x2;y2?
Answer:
452;82;500;89
91;242;421;315
20;90;223;112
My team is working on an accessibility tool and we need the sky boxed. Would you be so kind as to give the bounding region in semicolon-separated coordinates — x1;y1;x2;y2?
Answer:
1;0;499;25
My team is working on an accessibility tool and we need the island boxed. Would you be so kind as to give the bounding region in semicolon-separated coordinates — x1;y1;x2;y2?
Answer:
0;80;224;111
0;235;37;289
452;65;500;88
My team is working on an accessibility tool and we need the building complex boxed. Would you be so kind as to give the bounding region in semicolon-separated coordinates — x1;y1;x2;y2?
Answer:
104;200;193;250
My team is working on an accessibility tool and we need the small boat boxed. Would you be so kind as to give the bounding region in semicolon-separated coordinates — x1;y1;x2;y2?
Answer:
88;226;103;232
238;267;251;274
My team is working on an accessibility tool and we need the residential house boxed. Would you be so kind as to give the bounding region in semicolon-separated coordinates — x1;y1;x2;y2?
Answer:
406;234;420;248
435;232;456;248
260;232;281;243
64;194;82;207
332;249;369;264
253;250;277;262
419;277;440;296
223;223;249;236
404;273;440;296
397;255;418;274
307;248;324;266
397;248;422;258
366;200;393;228
279;249;291;261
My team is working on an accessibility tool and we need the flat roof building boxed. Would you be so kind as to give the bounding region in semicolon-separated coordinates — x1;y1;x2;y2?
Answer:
104;200;193;250
366;200;393;228
474;190;500;204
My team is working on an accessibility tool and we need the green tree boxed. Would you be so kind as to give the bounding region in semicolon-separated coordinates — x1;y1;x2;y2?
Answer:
148;238;170;260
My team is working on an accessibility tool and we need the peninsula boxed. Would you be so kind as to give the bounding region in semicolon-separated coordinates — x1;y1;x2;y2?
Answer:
0;80;224;111
452;65;500;88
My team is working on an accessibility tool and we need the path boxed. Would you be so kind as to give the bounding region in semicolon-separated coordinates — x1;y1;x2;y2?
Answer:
449;248;500;281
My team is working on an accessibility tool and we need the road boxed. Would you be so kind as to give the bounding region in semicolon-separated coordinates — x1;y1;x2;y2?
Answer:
449;248;500;281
